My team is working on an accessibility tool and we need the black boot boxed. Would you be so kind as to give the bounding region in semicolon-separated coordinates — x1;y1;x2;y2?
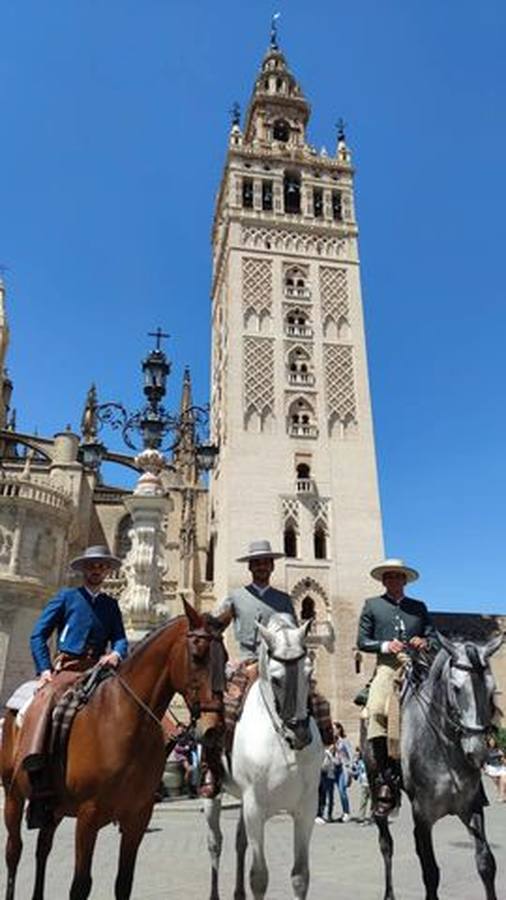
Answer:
370;738;397;818
25;768;56;830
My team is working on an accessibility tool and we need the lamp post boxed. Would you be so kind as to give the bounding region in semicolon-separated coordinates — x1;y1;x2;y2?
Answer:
78;329;218;639
79;328;218;475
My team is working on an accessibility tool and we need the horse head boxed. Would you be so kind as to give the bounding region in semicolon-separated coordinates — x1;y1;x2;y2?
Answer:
437;631;503;767
257;615;313;750
182;598;227;748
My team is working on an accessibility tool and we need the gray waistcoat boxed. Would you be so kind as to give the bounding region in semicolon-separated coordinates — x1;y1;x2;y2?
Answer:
215;585;296;659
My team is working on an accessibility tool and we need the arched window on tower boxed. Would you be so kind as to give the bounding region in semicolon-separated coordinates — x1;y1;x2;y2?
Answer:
301;595;316;629
273;119;290;142
205;535;215;582
314;525;327;560
283;522;298;558
284;171;301;214
284;267;309;299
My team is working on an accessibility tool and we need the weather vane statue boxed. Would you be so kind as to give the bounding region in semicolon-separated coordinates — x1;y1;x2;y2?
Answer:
270;12;281;49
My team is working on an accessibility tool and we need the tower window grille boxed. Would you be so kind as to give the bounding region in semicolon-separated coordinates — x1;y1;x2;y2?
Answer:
242;178;254;209
284;171;301;214
262;180;273;211
332;190;343;221
313;188;324;219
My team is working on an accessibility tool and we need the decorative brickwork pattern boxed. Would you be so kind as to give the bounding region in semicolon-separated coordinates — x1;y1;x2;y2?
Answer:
319;266;350;328
242;258;272;317
243;336;275;424
323;344;357;428
282;498;299;527
310;498;330;529
242;227;346;259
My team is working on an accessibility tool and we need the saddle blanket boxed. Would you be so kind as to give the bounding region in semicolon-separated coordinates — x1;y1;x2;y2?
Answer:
5;680;39;727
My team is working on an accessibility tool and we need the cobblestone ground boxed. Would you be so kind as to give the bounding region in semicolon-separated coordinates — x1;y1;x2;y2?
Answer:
1;785;505;899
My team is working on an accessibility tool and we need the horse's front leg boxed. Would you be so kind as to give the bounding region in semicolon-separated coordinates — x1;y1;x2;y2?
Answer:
462;808;497;900
69;806;100;900
291;806;315;899
375;815;396;900
243;794;268;900
31;820;60;900
3;785;24;900
412;812;439;900
203;796;223;900
114;804;154;900
234;809;247;900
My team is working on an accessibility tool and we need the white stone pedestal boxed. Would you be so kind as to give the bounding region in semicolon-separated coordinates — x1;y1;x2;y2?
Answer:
119;451;170;641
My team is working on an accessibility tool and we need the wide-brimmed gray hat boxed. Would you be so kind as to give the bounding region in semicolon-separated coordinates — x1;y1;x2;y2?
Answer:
70;544;121;572
236;540;285;563
370;557;419;584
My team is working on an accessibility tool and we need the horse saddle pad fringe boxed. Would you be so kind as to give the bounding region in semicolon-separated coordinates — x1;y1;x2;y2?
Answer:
50;665;114;759
387;680;402;760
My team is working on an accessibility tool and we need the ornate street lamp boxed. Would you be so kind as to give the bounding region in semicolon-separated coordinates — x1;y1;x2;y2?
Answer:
79;329;218;473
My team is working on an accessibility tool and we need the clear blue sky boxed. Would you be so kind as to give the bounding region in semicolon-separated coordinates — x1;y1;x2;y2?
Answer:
1;1;505;614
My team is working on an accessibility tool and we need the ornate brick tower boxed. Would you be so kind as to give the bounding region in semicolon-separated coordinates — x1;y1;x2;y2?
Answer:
209;34;384;723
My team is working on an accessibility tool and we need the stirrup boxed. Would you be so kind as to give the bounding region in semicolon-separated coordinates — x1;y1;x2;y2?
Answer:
198;767;220;799
373;782;397;819
26;800;55;831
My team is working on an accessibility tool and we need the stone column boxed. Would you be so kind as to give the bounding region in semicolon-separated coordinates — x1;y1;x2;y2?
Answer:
119;450;171;642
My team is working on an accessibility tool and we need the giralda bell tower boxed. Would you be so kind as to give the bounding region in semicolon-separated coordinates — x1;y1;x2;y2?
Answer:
209;31;384;721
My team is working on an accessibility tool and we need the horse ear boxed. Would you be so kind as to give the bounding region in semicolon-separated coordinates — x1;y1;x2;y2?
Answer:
484;633;504;660
181;596;204;631
436;631;458;660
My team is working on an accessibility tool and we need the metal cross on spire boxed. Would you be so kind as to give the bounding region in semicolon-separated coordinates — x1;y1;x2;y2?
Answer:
148;327;170;351
270;12;281;49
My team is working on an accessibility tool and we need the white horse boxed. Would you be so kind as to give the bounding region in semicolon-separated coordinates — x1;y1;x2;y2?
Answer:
205;615;323;900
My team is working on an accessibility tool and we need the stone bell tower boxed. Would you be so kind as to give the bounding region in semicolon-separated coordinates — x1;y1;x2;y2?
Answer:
209;33;384;723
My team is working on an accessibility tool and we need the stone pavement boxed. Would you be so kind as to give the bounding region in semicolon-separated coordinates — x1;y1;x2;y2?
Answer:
0;787;505;899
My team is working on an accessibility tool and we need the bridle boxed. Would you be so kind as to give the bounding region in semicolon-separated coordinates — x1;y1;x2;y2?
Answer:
261;648;311;750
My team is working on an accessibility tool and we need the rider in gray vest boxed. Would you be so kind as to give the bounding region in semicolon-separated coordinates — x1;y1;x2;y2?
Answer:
198;540;295;798
214;540;296;660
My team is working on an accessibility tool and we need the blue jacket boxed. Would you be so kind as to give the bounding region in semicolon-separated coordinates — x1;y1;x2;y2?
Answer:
30;586;129;674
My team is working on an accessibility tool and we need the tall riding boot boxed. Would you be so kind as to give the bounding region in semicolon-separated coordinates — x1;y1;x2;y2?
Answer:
370;737;397;818
25;767;56;830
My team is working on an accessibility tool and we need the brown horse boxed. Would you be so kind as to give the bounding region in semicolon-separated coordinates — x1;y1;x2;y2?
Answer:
1;601;225;900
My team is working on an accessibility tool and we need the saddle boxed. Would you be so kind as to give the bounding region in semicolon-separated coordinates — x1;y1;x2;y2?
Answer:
50;665;114;762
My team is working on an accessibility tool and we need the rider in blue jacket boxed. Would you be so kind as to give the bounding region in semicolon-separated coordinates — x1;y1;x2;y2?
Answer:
23;544;128;828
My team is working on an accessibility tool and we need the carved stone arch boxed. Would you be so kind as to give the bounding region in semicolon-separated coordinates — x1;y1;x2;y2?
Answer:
245;405;261;433
292;578;334;647
337;315;351;341
323;315;338;340
258;309;271;333
244;307;259;332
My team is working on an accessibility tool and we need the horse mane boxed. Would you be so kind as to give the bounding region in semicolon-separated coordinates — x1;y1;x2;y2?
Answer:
120;614;186;673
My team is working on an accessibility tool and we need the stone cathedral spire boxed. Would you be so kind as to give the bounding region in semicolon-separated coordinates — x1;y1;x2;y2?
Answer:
210;39;384;727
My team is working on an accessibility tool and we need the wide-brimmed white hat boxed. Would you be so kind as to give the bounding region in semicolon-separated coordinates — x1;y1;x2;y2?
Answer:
370;557;419;584
236;540;284;563
70;544;121;572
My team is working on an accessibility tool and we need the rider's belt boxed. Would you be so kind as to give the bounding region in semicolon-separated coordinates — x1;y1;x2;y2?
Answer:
54;648;100;672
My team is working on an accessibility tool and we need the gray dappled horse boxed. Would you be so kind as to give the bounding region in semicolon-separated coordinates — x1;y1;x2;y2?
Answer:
365;632;503;900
